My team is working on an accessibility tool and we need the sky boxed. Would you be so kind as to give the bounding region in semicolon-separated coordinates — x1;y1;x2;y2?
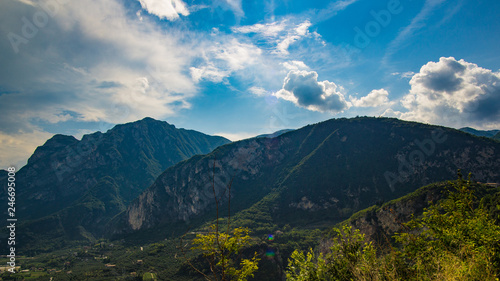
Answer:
1;0;500;169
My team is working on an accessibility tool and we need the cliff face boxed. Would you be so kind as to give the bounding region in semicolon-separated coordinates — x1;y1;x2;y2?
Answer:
342;183;445;245
126;137;289;231
332;181;500;251
120;118;500;235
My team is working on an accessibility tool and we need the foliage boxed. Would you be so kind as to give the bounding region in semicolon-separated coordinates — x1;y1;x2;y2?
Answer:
181;157;260;281
190;226;259;281
286;172;500;281
286;225;377;281
394;172;500;280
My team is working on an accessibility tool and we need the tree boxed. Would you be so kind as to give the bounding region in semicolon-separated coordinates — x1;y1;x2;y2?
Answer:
286;171;500;281
180;157;260;281
286;225;377;281
394;171;500;280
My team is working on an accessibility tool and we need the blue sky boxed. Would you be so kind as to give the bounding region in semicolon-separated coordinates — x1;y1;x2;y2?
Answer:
1;0;500;169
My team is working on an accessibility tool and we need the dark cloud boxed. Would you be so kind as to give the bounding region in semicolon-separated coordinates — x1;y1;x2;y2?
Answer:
415;57;466;93
401;57;500;129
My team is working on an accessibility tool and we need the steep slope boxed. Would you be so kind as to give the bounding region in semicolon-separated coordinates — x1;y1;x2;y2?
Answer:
8;117;229;246
333;180;500;246
119;117;500;237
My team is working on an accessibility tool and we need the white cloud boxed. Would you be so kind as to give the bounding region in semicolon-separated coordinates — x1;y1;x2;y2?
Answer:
248;87;269;97
190;38;262;82
381;108;403;118
232;21;286;37
190;65;229;83
295;20;312;36
274;21;312;56
233;19;314;56
214;39;262;71
315;0;359;22
282;60;309;71
391;71;415;79
274;70;350;113
0;0;197;128
137;0;189;20
0;0;204;166
275;35;301;55
400;57;500;129
350;89;389;107
15;0;36;6
223;0;244;18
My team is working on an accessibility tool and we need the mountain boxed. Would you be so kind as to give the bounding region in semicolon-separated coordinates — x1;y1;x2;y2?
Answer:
459;127;500;138
494;132;500;141
4;117;229;247
334;180;500;247
117;117;500;238
256;129;294;139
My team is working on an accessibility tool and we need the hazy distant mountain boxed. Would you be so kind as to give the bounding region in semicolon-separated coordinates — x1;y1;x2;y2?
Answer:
4;117;229;247
255;129;294;139
459;127;500;138
118;117;500;238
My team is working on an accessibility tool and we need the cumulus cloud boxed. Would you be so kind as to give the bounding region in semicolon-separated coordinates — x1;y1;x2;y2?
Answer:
400;57;500;129
381;108;403;118
350;89;390;107
138;0;189;20
274;70;350;113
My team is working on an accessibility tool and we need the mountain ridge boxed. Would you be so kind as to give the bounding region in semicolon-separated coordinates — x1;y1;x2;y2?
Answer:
116;117;500;239
459;127;500;138
2;117;230;250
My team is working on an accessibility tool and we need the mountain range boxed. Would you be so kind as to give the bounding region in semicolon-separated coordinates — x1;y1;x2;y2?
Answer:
1;117;500;279
116;117;500;242
1;117;230;250
459;127;500;138
2;118;500;248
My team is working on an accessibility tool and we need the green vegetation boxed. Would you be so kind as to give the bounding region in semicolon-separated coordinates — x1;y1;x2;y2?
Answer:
286;172;500;280
2;117;500;280
3;175;500;280
393;172;500;280
8;117;230;254
177;157;260;281
287;225;377;281
188;226;259;281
